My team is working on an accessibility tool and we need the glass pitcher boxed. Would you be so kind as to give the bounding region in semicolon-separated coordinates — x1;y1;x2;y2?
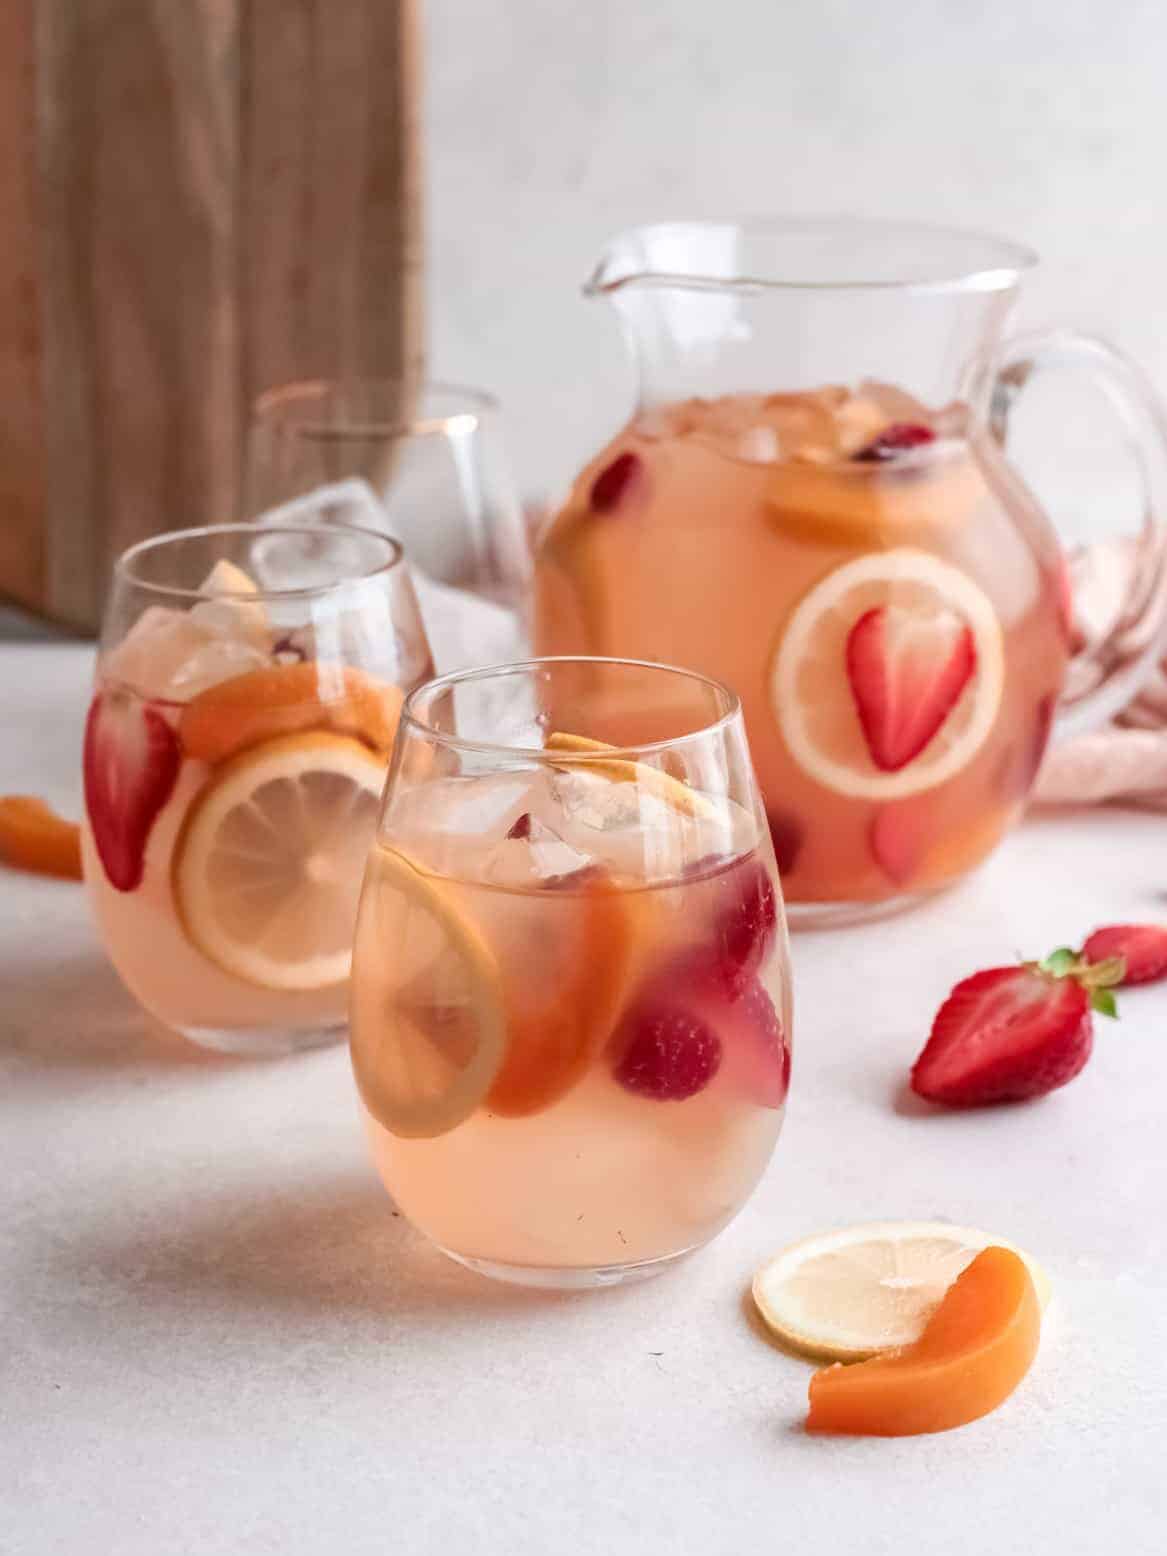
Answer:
533;219;1167;924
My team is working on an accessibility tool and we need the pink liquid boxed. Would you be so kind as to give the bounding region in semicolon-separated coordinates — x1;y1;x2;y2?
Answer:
351;768;790;1277
536;386;1070;905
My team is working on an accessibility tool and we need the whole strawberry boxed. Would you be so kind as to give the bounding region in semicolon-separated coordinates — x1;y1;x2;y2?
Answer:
1082;924;1167;987
911;947;1124;1107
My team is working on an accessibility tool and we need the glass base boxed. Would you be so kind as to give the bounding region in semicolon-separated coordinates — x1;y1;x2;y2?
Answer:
176;1020;346;1058
438;1242;700;1290
785;885;946;930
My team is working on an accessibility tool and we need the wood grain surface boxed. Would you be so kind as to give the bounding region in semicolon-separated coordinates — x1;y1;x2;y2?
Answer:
0;0;422;630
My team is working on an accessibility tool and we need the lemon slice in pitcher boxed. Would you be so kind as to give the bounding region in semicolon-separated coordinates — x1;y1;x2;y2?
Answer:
772;549;1005;800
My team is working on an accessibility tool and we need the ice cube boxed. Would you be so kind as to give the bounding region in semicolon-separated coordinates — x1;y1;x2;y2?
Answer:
166;635;272;697
855;379;934;424
189;560;269;647
552;768;678;835
105;602;270;702
481;814;594;889
103;607;215;700
432;775;536;839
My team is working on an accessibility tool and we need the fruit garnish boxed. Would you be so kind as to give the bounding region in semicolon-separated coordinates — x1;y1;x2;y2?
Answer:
590;451;645;514
685;853;778;996
773;549;1004;800
910;946;1125;1107
752;1221;1050;1363
805;1246;1041;1436
846;604;976;772
351;847;508;1139
172;731;385;990
719;856;778;981
1082;923;1167;986
488;865;641;1117
765;808;803;875
83;691;181;892
851;422;936;462
179;661;403;765
0;797;83;880
611;996;723;1101
718;978;789;1108
544;729;717;820
646;942;789;1108
869;804;923;886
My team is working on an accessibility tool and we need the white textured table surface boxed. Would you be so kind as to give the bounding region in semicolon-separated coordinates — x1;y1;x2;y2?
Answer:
3;644;1166;1555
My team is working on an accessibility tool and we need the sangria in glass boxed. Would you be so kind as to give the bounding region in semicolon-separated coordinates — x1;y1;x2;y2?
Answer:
349;657;792;1287
83;523;433;1055
535;221;1167;921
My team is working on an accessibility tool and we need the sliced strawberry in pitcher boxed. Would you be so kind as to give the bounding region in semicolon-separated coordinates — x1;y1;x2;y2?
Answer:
846;604;976;772
869;804;926;886
83;690;181;891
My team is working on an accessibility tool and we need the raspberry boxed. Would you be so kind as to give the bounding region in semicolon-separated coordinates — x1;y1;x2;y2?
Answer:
612;999;722;1101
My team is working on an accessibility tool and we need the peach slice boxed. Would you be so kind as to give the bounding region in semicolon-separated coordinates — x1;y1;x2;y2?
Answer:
0;796;83;880
806;1246;1040;1437
179;662;403;765
486;870;643;1118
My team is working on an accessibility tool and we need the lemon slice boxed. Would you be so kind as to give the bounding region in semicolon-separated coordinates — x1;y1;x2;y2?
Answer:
752;1221;1051;1363
173;731;385;990
544;730;717;820
772;549;1004;800
350;846;507;1138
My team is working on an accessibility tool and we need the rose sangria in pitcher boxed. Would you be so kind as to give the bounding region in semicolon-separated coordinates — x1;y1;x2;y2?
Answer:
535;221;1167;921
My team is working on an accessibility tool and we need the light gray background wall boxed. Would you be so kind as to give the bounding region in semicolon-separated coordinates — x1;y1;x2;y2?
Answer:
426;0;1166;538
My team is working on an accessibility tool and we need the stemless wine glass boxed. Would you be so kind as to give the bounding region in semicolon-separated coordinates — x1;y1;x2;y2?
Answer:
246;380;531;670
82;523;434;1057
349;656;792;1288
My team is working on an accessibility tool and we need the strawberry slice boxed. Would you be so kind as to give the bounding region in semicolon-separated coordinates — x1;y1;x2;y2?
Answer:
869;804;925;886
911;948;1123;1107
1082;924;1167;987
83;690;181;892
846;604;976;772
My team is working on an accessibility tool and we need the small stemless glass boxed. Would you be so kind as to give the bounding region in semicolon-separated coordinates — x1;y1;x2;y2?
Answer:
82;523;433;1057
349;656;792;1288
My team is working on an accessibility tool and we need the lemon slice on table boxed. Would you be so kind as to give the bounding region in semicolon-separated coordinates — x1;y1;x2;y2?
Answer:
752;1220;1051;1363
173;731;386;990
350;847;507;1139
771;549;1004;801
544;730;718;821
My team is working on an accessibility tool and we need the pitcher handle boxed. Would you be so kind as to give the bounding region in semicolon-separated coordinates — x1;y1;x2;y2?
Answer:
987;329;1167;739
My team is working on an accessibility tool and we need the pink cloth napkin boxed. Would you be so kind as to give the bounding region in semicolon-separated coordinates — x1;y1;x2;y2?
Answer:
1034;540;1167;810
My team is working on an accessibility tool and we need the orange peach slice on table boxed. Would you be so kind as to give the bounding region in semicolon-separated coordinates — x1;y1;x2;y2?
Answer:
178;661;403;765
0;796;83;880
806;1246;1041;1437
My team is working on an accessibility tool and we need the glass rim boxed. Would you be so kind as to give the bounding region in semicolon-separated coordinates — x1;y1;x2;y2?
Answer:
115;522;406;604
251;378;501;440
399;655;744;762
585;217;1039;297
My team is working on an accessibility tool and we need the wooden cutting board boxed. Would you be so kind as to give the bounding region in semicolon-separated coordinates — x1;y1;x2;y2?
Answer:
0;0;423;631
